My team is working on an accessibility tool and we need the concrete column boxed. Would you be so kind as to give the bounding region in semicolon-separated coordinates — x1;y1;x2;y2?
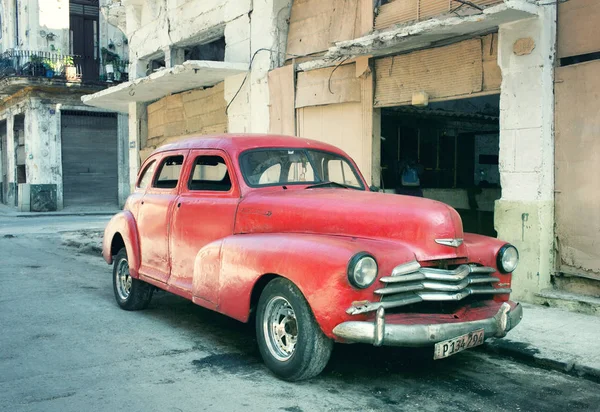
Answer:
131;58;148;80
495;8;557;302
164;47;185;68
246;0;293;133
128;102;147;190
117;113;130;206
224;12;251;133
26;100;63;209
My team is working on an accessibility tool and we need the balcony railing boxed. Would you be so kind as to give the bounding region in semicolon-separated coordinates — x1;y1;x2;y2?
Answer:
0;50;83;81
0;49;130;84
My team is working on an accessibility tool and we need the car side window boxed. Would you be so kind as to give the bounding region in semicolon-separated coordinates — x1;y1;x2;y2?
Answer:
188;155;231;192
153;155;184;189
326;159;361;188
136;160;156;189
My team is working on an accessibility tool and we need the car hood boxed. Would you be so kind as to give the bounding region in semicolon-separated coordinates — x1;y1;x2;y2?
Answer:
234;188;467;261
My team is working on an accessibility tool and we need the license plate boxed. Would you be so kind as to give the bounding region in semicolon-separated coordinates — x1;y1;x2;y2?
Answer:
433;329;485;360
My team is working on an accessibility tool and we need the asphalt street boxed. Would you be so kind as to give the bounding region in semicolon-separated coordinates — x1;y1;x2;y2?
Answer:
1;215;599;412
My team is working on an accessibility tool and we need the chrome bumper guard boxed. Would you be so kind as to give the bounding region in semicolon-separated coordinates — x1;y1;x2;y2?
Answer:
332;302;523;347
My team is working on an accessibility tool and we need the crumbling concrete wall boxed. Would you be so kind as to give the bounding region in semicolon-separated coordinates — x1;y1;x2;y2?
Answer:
495;7;557;302
125;0;293;187
0;90;129;210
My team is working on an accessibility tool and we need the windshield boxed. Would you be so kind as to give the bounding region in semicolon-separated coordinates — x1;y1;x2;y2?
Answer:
240;148;364;189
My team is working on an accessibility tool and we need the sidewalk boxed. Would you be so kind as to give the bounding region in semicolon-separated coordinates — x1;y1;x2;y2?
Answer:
0;203;119;217
483;302;600;381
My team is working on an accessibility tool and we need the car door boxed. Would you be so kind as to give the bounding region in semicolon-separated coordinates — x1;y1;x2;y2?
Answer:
137;151;187;283
168;150;240;304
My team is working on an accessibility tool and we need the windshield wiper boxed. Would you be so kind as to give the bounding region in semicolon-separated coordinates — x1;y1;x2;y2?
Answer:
305;181;349;189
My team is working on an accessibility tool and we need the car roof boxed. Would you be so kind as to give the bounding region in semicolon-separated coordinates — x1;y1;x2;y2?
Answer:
152;133;348;157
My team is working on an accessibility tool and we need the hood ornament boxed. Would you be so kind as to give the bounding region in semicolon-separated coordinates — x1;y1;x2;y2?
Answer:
435;238;464;248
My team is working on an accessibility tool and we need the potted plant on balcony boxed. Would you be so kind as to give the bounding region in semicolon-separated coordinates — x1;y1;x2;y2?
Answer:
63;56;78;81
42;58;58;78
26;54;46;77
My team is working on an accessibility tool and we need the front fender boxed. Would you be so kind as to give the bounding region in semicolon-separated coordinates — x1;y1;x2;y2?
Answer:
102;211;141;278
209;233;415;338
463;232;512;302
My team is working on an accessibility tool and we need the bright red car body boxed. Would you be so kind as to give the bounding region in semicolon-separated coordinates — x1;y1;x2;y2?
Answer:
103;134;522;379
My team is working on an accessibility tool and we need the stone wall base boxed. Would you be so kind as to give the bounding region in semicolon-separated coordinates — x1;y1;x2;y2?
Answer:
495;199;554;302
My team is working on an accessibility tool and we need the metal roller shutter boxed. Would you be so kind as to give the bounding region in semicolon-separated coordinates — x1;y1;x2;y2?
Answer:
61;111;118;207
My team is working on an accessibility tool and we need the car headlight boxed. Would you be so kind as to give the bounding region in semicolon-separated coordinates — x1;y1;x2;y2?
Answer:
497;244;519;273
347;253;378;289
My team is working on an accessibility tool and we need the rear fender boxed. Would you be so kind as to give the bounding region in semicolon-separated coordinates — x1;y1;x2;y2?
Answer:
102;211;141;278
202;233;415;338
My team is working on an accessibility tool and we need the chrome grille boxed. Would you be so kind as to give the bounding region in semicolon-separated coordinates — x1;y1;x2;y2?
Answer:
347;261;510;315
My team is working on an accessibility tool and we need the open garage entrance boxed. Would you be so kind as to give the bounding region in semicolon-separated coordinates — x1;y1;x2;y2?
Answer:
379;95;500;237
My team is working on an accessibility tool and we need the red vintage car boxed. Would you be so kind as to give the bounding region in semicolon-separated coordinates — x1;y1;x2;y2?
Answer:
103;134;522;381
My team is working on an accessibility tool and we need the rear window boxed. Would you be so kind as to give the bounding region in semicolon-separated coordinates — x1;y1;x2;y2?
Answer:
136;160;156;189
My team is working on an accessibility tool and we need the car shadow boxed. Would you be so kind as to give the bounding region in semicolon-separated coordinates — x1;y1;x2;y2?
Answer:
137;291;478;381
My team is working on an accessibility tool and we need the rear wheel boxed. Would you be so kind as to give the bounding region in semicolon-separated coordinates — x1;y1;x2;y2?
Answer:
256;278;333;381
113;248;153;311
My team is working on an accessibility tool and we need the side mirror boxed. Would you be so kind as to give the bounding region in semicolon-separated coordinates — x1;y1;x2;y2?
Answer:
369;185;380;192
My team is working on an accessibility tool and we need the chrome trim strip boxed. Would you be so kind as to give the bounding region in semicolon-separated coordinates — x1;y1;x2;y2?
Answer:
435;238;464;248
374;307;385;346
374;276;500;295
381;264;497;284
347;287;512;315
390;260;422;277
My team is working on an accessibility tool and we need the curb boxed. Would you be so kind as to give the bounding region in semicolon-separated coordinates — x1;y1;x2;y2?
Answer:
1;212;117;218
481;339;600;383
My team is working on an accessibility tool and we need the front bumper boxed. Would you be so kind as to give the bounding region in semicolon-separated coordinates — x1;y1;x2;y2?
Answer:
332;302;523;347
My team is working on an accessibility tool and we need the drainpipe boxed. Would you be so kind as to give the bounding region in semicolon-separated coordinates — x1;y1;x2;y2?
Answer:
15;0;19;47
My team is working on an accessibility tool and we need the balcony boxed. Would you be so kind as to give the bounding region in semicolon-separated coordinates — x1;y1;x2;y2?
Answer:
0;49;129;96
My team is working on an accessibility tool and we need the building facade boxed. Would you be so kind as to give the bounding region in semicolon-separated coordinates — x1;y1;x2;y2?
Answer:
0;0;129;211
83;0;600;307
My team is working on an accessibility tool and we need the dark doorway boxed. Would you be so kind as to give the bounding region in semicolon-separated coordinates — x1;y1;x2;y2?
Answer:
380;95;501;237
70;0;99;81
14;115;25;185
0;121;8;204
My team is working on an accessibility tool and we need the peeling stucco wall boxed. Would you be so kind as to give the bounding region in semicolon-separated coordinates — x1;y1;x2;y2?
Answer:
25;98;63;207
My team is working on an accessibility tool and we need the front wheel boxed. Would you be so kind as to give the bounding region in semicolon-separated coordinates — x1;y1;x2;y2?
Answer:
113;248;153;311
256;278;333;381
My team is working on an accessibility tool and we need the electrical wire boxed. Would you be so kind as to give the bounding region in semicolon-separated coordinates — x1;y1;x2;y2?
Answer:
225;47;312;114
328;56;351;94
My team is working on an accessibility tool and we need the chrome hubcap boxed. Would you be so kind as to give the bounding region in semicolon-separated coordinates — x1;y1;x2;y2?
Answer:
263;296;298;361
116;258;132;301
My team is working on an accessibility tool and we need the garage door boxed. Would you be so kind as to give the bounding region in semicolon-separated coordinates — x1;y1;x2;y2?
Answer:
61;111;118;207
